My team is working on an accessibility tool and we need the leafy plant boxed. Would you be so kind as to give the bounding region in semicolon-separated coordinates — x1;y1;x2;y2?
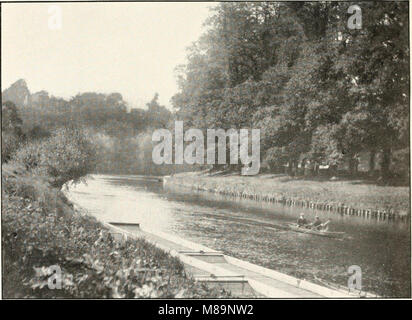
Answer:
12;128;97;188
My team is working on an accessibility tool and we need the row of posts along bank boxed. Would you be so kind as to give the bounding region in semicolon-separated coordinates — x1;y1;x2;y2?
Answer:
163;178;409;222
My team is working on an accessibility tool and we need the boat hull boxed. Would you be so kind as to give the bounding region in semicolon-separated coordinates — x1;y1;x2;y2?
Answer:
287;224;345;238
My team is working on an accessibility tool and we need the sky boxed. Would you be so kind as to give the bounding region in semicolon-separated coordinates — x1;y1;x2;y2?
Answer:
1;2;216;109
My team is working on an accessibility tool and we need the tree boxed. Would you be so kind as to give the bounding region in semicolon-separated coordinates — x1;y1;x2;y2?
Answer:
326;1;409;179
145;93;171;129
2;101;24;162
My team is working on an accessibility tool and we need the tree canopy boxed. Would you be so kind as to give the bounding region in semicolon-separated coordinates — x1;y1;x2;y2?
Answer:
172;1;409;180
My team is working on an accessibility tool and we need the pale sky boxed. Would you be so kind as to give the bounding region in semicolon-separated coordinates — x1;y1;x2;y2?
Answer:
1;2;216;109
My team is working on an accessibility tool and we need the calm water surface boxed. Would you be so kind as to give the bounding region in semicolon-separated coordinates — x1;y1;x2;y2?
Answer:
66;174;411;297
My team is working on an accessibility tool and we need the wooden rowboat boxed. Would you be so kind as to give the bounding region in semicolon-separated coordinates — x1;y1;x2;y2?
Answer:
287;224;345;238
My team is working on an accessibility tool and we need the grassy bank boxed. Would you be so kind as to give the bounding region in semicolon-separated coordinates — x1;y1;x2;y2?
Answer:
2;164;230;298
167;171;410;217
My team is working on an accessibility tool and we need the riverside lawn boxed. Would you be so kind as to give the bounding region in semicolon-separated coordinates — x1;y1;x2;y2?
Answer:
167;171;410;216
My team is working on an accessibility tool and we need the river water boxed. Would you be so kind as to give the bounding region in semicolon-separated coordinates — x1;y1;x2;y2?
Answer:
65;174;410;297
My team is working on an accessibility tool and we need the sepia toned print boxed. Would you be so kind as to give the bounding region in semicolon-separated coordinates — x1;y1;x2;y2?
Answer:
1;1;410;300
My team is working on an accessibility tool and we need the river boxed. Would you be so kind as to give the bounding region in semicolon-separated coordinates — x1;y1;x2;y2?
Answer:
65;174;411;297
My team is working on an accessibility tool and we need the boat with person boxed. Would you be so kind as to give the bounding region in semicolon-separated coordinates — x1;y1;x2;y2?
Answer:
286;223;346;238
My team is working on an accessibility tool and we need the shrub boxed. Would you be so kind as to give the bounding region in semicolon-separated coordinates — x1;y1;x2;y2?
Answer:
12;128;97;188
12;140;43;170
25;125;51;141
391;148;410;181
2;131;21;162
2;101;23;162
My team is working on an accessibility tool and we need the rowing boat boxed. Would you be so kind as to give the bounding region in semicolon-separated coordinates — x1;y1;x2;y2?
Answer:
287;224;345;238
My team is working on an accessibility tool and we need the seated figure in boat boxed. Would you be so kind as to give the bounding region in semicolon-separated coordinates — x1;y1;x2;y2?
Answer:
297;213;308;227
311;217;332;231
311;215;323;230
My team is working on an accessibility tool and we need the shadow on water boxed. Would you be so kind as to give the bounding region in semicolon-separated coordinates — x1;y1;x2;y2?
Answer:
68;175;411;297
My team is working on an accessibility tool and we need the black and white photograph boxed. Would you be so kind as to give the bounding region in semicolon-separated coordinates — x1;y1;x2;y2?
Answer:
1;0;410;303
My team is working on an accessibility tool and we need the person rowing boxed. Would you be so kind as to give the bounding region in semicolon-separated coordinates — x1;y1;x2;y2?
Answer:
311;216;331;231
297;213;308;227
311;215;323;230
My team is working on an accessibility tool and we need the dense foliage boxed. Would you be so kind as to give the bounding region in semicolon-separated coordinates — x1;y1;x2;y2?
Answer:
2;83;172;175
12;128;97;187
2;2;408;181
2;101;24;161
172;1;409;181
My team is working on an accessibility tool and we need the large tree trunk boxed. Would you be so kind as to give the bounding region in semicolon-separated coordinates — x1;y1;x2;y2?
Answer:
288;158;298;176
348;158;355;175
369;150;376;176
380;147;391;180
287;160;293;175
301;159;308;176
348;154;358;176
293;159;299;176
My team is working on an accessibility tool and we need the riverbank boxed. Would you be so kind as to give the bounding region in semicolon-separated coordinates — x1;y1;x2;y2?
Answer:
165;171;410;220
1;164;230;298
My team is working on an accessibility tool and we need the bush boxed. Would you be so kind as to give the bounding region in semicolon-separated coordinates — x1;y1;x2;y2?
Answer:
391;148;410;181
2;131;21;162
25;125;51;141
2;101;23;162
12;128;97;187
11;140;43;170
